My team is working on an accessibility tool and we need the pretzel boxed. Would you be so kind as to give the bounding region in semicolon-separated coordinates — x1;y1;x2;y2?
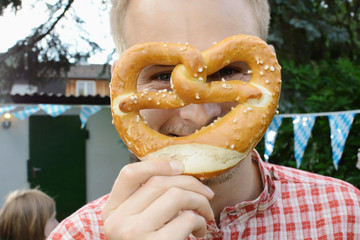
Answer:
111;34;281;180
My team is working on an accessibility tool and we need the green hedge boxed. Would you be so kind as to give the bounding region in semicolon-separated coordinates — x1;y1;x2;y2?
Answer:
256;57;360;188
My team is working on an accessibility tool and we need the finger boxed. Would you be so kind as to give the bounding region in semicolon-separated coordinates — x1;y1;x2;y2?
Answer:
153;210;207;240
142;187;214;231
117;175;214;217
102;159;184;220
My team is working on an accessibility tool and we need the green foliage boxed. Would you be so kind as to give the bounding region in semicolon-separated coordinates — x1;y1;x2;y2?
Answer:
279;58;360;113
258;0;360;188
269;0;360;62
257;58;360;188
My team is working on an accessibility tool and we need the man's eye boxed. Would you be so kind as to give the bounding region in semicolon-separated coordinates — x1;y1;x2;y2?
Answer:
152;72;172;81
207;67;240;81
219;68;237;77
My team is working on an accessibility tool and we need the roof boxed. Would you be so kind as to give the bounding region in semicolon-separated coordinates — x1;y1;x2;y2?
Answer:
11;93;110;105
9;64;112;105
66;64;111;80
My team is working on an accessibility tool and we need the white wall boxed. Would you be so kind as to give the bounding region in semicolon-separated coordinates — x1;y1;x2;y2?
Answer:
0;107;130;207
85;108;130;202
0;116;30;207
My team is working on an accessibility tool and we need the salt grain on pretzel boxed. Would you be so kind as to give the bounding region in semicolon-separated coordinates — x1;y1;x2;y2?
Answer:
111;34;281;180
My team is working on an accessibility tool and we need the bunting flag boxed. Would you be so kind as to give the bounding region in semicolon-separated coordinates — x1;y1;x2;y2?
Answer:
293;116;316;168
39;104;73;117
264;115;283;162
0;105;17;115
12;106;41;120
80;105;103;128
1;103;360;170
328;112;355;170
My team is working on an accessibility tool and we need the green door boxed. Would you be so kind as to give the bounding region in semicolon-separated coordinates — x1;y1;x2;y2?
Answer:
28;115;87;221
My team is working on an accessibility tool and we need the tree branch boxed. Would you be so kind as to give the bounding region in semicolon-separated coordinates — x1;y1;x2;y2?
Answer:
28;0;75;47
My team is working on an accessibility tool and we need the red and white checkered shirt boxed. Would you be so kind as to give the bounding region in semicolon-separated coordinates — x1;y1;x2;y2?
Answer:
48;152;360;240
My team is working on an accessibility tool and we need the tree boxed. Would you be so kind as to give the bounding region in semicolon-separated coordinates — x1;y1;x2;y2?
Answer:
0;0;107;102
0;0;21;15
268;0;360;63
263;0;360;187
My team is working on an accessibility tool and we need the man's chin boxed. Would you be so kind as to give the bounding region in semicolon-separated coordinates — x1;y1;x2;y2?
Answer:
201;164;240;186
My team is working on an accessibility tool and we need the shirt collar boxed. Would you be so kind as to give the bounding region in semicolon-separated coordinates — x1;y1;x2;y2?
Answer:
209;150;279;229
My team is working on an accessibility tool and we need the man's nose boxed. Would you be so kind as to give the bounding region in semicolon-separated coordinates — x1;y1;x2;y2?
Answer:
179;103;222;127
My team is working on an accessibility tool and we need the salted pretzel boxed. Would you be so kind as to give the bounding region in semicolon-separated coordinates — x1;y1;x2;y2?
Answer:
111;34;281;180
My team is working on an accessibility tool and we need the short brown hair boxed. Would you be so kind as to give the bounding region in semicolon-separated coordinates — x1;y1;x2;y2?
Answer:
110;0;270;53
0;189;56;240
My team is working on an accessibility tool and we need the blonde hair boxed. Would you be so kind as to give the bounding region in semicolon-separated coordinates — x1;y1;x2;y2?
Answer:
252;0;271;41
110;0;270;53
0;189;56;240
110;0;130;53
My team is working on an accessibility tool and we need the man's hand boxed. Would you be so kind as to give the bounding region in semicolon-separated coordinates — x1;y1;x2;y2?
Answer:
101;159;215;240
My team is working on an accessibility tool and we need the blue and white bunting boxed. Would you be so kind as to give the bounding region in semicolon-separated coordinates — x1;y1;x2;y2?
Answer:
0;105;17;115
2;103;360;169
328;112;355;170
80;105;103;128
264;115;283;162
293;116;316;168
13;106;41;120
39;104;73;117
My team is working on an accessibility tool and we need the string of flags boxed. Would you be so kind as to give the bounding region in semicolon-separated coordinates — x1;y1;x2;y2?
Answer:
1;104;359;169
38;104;73;117
0;104;103;129
79;105;102;128
0;105;17;115
265;110;360;170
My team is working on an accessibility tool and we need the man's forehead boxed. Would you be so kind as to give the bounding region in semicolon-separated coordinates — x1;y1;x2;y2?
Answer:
123;0;259;50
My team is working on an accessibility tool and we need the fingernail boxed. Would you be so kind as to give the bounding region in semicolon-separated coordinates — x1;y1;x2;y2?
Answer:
203;185;215;198
169;160;184;173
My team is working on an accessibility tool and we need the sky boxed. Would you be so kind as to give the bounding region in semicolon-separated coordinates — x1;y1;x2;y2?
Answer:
0;0;116;64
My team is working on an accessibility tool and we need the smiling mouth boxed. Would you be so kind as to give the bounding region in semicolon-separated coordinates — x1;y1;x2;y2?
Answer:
167;129;199;137
161;120;200;137
165;117;221;138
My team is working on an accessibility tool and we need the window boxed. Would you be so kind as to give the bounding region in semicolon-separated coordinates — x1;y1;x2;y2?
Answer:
76;80;96;96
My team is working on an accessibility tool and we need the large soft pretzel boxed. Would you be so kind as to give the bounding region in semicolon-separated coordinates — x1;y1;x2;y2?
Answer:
111;34;281;180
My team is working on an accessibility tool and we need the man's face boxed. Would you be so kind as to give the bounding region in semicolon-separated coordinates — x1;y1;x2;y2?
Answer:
123;0;260;137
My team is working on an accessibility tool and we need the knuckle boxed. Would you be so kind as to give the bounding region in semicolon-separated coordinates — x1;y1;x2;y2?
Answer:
146;176;167;191
104;218;139;240
100;210;108;222
182;210;203;224
103;218;119;239
120;223;137;237
198;193;209;204
146;175;164;186
119;163;138;181
166;187;183;199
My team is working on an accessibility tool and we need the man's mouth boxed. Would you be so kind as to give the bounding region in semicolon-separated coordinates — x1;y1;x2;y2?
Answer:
168;133;180;137
163;122;200;137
